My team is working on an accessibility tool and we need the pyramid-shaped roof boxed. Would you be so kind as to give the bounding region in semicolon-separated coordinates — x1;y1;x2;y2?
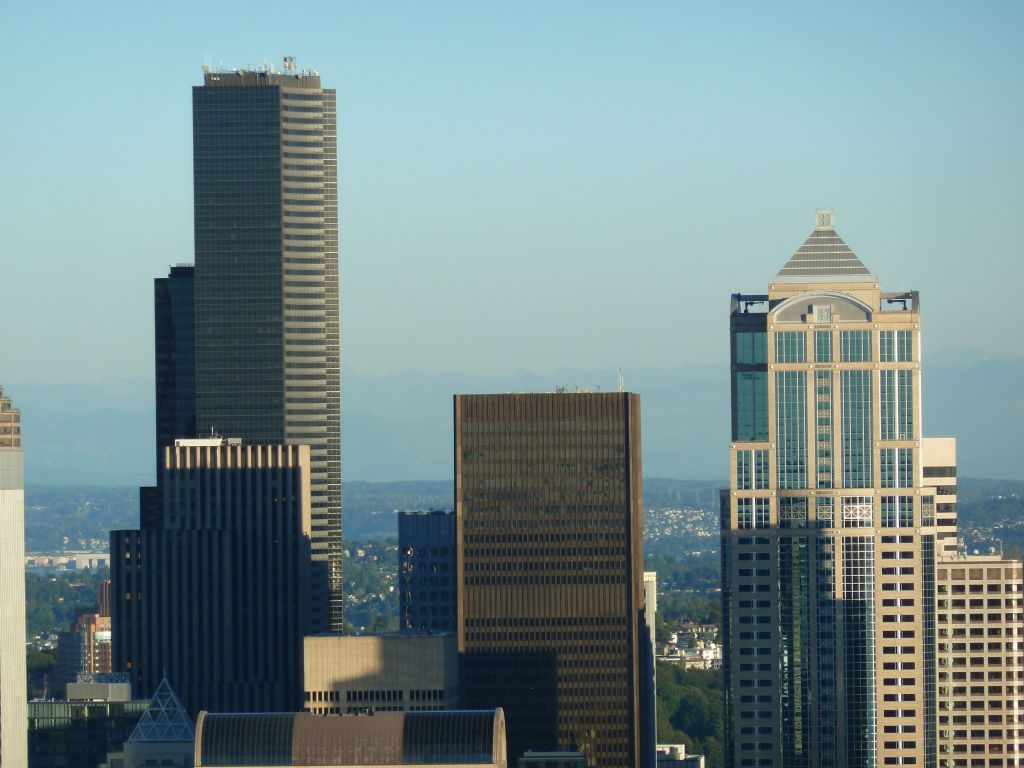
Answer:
128;678;195;743
773;210;875;284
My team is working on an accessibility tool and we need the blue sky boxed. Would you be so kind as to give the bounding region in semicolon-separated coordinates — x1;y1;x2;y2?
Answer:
2;1;1022;383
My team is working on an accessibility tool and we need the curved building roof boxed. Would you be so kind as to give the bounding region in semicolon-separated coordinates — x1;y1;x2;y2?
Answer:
195;709;506;767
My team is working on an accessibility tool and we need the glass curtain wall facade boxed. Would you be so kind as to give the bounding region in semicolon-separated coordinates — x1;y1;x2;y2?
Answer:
193;69;341;632
455;393;650;768
722;211;935;768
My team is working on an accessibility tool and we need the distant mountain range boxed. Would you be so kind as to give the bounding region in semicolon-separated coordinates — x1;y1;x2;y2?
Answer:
5;353;1023;485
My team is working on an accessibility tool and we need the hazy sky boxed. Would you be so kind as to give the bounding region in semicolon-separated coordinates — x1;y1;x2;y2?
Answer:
2;2;1022;384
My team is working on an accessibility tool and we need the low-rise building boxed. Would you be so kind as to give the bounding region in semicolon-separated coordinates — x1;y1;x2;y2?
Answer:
304;634;459;715
657;744;704;768
193;709;507;767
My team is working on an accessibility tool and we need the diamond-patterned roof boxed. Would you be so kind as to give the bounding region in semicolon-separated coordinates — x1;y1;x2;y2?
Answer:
128;678;195;743
774;211;875;284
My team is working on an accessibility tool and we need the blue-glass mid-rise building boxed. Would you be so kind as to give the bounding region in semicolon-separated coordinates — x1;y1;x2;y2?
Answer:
192;65;341;632
399;510;457;633
722;210;937;768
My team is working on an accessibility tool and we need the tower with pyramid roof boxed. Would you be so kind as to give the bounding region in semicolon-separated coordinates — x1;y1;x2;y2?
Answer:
721;211;939;768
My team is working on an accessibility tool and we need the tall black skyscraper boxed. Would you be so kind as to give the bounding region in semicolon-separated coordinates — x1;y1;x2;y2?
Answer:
192;65;341;631
154;265;196;467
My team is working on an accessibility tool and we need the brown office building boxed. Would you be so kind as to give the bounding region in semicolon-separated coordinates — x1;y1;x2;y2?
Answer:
455;392;651;768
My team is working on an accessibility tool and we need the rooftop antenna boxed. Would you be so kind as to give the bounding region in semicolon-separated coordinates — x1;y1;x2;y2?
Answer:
283;55;296;72
617;367;625;393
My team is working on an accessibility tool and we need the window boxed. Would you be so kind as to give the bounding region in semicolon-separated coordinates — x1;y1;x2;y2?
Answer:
776;371;807;488
815;331;833;363
842;371;873;487
737;450;770;490
734;372;768;441
880;369;914;440
735;331;767;365
775;331;806;363
882;496;915;527
841;330;872;362
880;330;914;362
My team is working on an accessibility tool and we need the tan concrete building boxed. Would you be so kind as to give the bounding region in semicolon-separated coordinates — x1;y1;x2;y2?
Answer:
304;634;459;715
193;710;507;767
937;553;1024;767
722;210;938;767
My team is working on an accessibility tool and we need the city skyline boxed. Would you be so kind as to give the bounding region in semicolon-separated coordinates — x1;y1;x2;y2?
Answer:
2;3;1023;387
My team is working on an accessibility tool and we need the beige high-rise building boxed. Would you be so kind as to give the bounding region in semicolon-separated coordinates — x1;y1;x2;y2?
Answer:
722;211;938;768
0;386;27;767
937;553;1024;767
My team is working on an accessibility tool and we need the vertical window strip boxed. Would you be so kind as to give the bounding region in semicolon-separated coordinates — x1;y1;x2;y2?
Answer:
898;370;914;440
897;448;914;488
880;448;896;488
880;331;895;363
776;371;807;489
815;497;834;529
880;370;896;441
737;451;752;490
815;370;833;489
754;449;770;490
841;370;873;488
815;331;832;363
754;498;770;529
897;330;913;362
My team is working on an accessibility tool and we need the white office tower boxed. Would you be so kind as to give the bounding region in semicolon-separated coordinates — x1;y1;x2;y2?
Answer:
0;386;26;767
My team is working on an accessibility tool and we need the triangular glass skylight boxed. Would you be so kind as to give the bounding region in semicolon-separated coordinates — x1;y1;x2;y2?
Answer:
128;678;196;743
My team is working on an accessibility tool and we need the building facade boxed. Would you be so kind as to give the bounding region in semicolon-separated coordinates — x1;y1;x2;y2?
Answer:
192;65;341;632
937;553;1024;767
399;510;457;633
0;386;27;768
722;211;938;768
304;634;459;715
924;438;959;557
455;392;650;768
112;438;312;714
155;265;197;470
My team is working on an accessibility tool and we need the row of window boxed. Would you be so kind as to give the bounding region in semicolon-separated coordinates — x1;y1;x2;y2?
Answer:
736;329;915;365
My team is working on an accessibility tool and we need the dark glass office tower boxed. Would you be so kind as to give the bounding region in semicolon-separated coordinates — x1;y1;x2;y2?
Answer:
399;510;457;633
192;67;341;631
112;439;312;714
455;393;651;768
154;265;196;467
